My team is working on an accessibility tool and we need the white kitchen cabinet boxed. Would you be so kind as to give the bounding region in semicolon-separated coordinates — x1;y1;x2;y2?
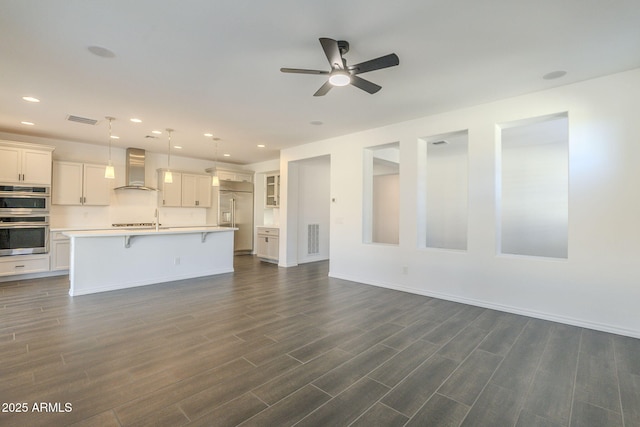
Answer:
52;162;111;205
0;141;54;185
159;170;211;208
182;174;212;207
256;227;279;262
0;254;49;277
265;173;280;207
50;231;70;271
217;169;253;183
159;170;182;207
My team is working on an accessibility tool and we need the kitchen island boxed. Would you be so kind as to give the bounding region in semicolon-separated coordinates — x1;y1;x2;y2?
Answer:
63;226;236;296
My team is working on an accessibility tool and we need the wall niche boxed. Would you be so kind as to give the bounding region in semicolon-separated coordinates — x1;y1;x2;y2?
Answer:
419;130;469;251
363;142;400;245
498;113;568;258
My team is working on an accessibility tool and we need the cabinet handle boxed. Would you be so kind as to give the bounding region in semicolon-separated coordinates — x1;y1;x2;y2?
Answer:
265;237;269;243
163;200;166;205
15;265;25;268
80;197;83;204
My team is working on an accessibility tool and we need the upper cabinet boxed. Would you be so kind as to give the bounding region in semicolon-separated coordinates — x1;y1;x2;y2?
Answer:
52;161;111;205
158;170;182;207
265;173;280;207
158;170;211;208
217;168;253;183
182;174;212;207
0;141;54;185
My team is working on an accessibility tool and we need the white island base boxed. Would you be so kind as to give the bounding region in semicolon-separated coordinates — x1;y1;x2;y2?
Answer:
64;227;236;296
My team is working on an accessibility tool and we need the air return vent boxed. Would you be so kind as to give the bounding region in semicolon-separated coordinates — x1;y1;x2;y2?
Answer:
307;224;320;255
66;115;98;125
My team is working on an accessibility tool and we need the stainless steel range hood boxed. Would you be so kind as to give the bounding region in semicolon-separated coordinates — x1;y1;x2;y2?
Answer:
114;148;158;191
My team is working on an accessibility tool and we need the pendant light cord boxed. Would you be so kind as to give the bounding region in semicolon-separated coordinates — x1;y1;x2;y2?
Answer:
106;116;114;162
166;128;173;168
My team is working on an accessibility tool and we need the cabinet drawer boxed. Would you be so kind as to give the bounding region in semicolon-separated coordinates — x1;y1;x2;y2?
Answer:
0;256;50;276
257;227;279;236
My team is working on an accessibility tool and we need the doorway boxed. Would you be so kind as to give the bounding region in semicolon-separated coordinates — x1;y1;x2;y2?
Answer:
287;155;331;265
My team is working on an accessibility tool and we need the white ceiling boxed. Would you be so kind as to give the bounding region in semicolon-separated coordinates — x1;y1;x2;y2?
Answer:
1;0;639;165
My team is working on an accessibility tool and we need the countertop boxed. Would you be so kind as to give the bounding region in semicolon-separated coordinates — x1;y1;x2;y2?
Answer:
51;224;220;232
62;226;236;238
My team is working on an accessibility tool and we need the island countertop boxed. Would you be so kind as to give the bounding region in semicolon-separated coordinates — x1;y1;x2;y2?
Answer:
63;225;236;238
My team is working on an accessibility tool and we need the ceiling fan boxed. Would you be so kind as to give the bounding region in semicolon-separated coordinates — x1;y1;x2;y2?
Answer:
281;37;399;96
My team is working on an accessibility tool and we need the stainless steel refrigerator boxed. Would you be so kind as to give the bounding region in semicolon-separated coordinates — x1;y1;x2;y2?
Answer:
218;181;254;254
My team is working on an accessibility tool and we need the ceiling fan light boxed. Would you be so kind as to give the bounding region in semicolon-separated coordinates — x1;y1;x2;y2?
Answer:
329;71;351;86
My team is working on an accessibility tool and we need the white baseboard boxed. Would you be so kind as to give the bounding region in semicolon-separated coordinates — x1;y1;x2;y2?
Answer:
328;272;640;339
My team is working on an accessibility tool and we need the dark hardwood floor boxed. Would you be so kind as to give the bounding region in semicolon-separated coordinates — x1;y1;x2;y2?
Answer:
1;256;639;427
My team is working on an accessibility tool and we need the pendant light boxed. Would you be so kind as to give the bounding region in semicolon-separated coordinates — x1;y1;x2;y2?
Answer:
104;117;115;179
211;137;220;187
164;128;173;183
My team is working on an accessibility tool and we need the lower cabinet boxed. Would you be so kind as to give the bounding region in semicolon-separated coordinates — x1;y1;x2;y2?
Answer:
50;231;70;271
256;227;279;263
0;255;49;277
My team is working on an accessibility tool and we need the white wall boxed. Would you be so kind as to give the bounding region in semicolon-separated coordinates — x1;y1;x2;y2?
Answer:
280;68;640;338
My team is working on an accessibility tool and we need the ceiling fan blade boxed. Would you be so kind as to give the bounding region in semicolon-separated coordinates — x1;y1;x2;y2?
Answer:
350;75;382;94
349;53;399;75
313;80;333;97
319;37;344;70
280;68;329;75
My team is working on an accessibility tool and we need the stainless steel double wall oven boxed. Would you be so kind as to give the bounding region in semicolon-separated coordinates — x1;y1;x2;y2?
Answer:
0;185;50;256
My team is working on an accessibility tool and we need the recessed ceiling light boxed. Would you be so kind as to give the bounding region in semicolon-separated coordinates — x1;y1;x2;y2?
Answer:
110;135;120;139
223;153;230;157
543;70;567;80
130;118;142;123
174;146;182;149
21;121;35;126
257;144;265;148
22;96;40;103
204;133;213;137
152;130;162;135
87;46;115;58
